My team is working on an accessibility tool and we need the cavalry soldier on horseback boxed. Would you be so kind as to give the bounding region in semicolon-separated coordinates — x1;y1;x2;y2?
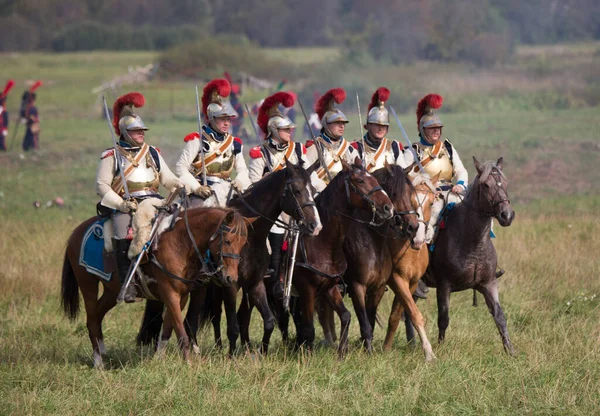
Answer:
305;88;359;191
20;80;42;151
248;91;308;298
0;79;15;151
405;94;468;245
352;87;410;171
175;78;250;207
95;92;182;302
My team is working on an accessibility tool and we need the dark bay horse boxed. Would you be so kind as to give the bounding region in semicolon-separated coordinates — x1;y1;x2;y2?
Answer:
61;207;249;367
341;165;422;354
292;158;394;358
420;157;515;354
138;160;323;356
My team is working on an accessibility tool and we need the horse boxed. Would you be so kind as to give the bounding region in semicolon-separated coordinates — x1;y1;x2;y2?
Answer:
137;159;323;356
380;171;439;361
60;206;250;368
291;157;394;358
415;157;515;354
340;165;428;355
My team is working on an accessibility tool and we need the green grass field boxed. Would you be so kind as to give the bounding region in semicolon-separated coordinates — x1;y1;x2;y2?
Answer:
1;49;599;414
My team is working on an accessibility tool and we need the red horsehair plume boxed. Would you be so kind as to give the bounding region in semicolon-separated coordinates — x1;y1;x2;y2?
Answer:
202;79;231;118
2;80;15;97
316;88;346;120
257;92;295;134
112;92;145;135
29;80;43;93
416;93;443;127
368;87;390;112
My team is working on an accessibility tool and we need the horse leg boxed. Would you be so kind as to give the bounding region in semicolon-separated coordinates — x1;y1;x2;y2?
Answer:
237;290;252;349
316;296;335;348
366;286;386;332
327;285;351;359
138;299;164;349
297;284;316;352
477;281;514;355
402;279;435;361
80;280;104;369
160;291;191;362
472;289;478;307
437;282;451;343
248;283;276;355
383;294;405;351
211;286;224;350
223;284;240;357
348;282;373;353
404;309;417;346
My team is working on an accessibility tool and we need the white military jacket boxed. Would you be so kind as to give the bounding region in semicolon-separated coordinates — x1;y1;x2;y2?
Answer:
96;142;180;210
352;135;410;172
404;138;468;189
248;139;308;183
175;126;251;193
305;132;359;191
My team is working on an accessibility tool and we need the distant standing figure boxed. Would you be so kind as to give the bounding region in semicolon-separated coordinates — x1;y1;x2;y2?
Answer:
21;80;42;151
0;79;15;151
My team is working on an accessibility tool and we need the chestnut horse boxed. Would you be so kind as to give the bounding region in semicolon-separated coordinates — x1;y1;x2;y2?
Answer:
418;157;516;354
292;158;394;358
61;207;249;367
381;172;439;361
137;160;323;355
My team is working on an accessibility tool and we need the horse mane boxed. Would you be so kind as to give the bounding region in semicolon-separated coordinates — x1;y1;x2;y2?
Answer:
315;167;351;223
411;172;437;193
229;169;288;213
373;165;414;199
215;208;248;238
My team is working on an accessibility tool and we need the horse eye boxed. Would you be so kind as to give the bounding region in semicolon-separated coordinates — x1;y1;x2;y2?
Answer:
483;183;490;188
357;179;365;185
225;240;231;245
294;189;301;195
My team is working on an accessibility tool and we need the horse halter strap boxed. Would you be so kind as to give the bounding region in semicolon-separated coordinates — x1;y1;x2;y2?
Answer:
344;175;383;212
478;170;510;216
282;177;316;230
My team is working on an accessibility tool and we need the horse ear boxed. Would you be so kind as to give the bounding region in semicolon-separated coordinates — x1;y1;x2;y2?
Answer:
306;159;320;176
496;157;503;170
244;216;259;226
431;170;442;184
473;156;483;174
403;164;413;176
223;210;236;225
341;158;351;172
284;157;295;171
353;156;363;169
384;159;392;175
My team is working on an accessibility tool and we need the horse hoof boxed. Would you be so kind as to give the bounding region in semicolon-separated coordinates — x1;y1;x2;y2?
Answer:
192;344;201;355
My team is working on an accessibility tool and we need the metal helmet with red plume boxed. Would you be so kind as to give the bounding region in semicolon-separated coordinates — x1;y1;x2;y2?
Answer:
257;91;296;142
366;87;390;126
202;79;238;126
416;93;443;136
112;92;148;144
316;88;349;127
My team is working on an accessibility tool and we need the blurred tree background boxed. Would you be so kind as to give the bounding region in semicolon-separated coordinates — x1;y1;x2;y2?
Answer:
1;0;599;67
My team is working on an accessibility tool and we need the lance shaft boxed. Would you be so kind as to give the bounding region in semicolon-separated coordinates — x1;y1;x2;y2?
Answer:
356;93;367;163
283;225;300;312
390;106;425;174
298;98;332;182
194;85;207;186
103;96;131;200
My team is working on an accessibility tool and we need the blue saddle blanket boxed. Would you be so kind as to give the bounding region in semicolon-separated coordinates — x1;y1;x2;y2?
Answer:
79;218;112;282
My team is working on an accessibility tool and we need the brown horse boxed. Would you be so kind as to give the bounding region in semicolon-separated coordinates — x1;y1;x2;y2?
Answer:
341;165;426;355
292;158;394;358
420;157;515;353
61;206;249;368
381;172;439;361
137;160;323;356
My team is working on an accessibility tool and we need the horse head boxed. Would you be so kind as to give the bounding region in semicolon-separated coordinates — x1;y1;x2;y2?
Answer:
207;210;251;287
341;157;394;221
410;171;440;249
473;157;515;227
279;158;323;236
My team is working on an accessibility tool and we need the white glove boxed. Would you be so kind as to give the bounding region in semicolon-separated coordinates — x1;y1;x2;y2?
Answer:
231;180;243;193
194;185;212;199
118;199;138;213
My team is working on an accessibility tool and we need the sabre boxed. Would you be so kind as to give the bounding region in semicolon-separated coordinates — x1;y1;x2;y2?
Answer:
244;103;271;173
356;93;367;164
282;225;300;312
117;189;180;303
298;98;332;182
194;85;207;186
103;96;131;200
390;106;425;174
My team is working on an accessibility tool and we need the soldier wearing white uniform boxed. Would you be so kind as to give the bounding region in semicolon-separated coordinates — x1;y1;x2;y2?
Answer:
305;88;359;191
405;94;468;245
352;87;409;171
95;92;181;302
176;78;250;207
248;91;308;298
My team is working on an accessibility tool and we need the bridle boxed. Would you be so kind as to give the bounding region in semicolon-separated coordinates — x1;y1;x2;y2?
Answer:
340;171;392;227
472;169;510;217
282;177;317;230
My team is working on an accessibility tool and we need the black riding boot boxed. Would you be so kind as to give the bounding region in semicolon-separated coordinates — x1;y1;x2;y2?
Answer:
413;278;429;300
267;232;285;300
114;239;138;303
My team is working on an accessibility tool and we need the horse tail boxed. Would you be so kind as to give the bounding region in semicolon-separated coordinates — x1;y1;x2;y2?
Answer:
60;251;80;320
137;300;164;347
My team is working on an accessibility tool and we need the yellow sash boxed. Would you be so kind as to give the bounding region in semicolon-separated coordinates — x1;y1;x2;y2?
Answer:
192;132;234;172
317;138;349;179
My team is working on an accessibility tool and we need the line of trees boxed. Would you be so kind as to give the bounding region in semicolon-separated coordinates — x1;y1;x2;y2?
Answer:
1;0;598;65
